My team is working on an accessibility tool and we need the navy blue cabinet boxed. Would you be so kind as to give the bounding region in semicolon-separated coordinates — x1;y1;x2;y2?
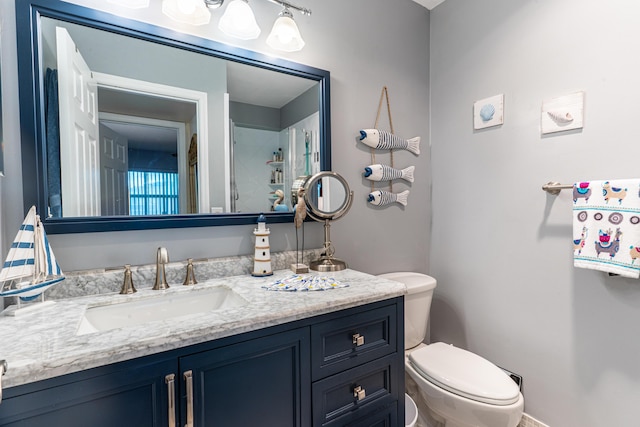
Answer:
180;327;310;427
0;297;404;427
0;357;177;426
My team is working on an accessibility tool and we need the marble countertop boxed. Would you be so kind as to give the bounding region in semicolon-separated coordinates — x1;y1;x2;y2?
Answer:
0;269;405;389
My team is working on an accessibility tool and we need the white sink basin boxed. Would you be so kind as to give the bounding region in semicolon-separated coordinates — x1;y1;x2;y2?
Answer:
77;286;248;335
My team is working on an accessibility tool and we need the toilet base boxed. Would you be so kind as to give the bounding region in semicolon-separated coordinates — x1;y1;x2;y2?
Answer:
406;373;445;427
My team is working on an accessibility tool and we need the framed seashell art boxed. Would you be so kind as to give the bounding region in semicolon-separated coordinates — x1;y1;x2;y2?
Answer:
473;94;504;130
541;91;584;135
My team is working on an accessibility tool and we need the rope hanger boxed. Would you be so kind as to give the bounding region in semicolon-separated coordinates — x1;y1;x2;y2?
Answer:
371;86;394;193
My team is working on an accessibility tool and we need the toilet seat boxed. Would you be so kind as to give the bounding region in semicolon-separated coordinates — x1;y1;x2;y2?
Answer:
408;342;520;406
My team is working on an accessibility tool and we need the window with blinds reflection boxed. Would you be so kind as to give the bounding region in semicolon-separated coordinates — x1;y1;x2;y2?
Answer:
128;171;179;216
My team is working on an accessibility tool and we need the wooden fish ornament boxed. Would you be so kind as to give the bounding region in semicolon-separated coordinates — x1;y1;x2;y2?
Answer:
368;190;410;207
364;164;415;183
359;129;420;155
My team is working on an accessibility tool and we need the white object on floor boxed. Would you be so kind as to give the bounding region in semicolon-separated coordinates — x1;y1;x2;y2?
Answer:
405;393;418;427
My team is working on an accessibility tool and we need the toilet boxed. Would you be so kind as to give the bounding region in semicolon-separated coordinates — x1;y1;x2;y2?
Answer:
378;272;524;427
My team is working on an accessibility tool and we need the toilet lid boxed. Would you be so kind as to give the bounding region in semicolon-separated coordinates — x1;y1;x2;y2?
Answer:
408;342;520;406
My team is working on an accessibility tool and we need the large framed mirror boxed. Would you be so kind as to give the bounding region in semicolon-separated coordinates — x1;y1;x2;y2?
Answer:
16;0;331;234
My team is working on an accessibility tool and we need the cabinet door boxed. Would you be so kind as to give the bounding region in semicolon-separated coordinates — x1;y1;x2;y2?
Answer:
180;327;310;427
0;358;177;427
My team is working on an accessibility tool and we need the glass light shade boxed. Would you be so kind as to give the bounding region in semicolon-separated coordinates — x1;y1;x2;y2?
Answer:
162;0;212;26
177;0;198;14
218;0;261;40
107;0;150;8
266;12;305;52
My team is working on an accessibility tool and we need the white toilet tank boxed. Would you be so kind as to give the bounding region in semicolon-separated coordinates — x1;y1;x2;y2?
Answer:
378;272;436;350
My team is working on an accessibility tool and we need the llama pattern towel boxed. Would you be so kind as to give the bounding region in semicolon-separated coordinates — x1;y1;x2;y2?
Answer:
573;179;640;278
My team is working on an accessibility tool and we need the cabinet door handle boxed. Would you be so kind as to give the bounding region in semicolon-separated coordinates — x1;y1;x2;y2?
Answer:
0;359;6;404
352;333;365;346
184;370;194;427
165;374;176;427
353;385;366;401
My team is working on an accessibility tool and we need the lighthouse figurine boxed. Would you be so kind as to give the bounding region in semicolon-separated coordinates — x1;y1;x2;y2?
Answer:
252;214;273;277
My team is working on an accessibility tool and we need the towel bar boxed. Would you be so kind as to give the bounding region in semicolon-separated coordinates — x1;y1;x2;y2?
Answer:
542;181;573;195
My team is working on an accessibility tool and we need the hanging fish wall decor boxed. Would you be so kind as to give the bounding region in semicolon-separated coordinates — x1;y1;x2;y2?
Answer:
363;164;415;183
359;129;421;155
368;190;410;207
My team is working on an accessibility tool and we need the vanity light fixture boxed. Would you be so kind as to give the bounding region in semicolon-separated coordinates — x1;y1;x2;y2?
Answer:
162;0;212;26
107;0;150;8
266;7;304;52
164;0;312;51
204;0;225;8
218;0;261;40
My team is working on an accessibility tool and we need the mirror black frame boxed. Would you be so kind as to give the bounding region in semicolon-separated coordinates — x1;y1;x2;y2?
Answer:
16;0;331;234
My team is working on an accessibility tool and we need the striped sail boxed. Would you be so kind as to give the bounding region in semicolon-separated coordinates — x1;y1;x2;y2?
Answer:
0;207;37;282
0;206;64;299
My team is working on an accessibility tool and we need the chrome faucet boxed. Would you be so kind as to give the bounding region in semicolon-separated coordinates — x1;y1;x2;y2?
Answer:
153;247;170;290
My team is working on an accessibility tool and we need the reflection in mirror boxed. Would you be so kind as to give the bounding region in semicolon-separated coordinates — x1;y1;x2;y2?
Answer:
40;15;319;218
304;175;349;217
17;0;330;233
303;172;353;271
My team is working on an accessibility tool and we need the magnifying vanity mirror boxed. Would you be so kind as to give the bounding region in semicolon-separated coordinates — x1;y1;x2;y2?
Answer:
16;0;331;233
302;171;353;272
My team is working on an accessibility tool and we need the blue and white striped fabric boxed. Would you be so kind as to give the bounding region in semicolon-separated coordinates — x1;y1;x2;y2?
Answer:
0;208;37;282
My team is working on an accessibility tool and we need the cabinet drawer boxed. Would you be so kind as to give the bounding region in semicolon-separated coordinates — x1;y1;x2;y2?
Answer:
311;304;397;380
312;355;399;427
344;402;398;427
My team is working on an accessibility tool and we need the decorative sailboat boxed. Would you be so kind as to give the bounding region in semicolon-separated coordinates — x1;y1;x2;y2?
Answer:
0;206;64;315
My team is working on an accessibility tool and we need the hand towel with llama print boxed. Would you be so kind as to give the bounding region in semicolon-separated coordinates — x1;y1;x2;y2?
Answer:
573;179;640;278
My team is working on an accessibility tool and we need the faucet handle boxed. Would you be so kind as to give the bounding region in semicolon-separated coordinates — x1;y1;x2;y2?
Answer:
120;264;137;295
182;259;198;286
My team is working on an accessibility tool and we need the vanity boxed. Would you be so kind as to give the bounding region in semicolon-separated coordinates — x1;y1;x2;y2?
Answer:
0;269;406;426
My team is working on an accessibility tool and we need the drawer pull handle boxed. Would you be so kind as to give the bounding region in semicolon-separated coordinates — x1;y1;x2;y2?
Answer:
0;360;6;404
352;333;365;346
353;385;366;401
184;370;194;427
165;374;176;427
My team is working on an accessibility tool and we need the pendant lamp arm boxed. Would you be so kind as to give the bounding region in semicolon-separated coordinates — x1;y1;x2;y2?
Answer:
266;0;311;15
204;0;311;15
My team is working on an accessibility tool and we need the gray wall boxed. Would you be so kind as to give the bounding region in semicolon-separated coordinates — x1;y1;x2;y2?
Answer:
230;101;281;131
0;0;430;274
430;0;640;425
281;86;318;130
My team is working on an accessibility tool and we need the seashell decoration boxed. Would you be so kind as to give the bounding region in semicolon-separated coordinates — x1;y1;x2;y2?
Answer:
547;110;574;123
479;103;495;122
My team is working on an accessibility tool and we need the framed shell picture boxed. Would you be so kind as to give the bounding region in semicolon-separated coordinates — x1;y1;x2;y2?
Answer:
473;94;504;130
